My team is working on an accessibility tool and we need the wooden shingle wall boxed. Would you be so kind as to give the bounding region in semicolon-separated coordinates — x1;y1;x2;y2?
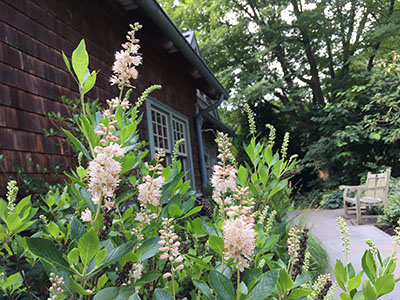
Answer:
0;0;205;193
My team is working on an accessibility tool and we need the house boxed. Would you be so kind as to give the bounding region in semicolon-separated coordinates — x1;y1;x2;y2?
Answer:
0;0;234;195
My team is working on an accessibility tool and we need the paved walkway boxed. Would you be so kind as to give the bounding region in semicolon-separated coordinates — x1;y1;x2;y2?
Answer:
291;209;400;299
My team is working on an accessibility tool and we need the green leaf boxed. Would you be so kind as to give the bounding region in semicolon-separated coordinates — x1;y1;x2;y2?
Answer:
293;271;314;288
62;129;91;160
138;237;160;262
67;248;80;265
0;225;6;242
93;287;119;300
277;268;294;292
178;206;202;220
340;292;352;300
362;250;377;283
375;274;395;297
238;165;248;184
97;240;137;271
362;279;376;300
62;51;73;76
69;277;93;295
353;291;365;300
139;271;161;283
334;259;347;290
186;254;212;270
259;166;269;186
96;248;107;265
208;235;224;255
153;288;173;300
247;270;279;300
48;221;60;239
83;70;97;94
5;273;20;288
27;238;72;273
209;270;234;300
78;228;99;266
348;274;362;291
188;217;205;235
288;287;312;299
0;199;7;221
70;217;86;241
168;204;184;218
97;274;108;289
15;195;31;215
72;39;89;84
193;279;213;300
120;122;138;143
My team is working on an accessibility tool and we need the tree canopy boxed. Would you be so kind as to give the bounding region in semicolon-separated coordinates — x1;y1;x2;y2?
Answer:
161;0;400;189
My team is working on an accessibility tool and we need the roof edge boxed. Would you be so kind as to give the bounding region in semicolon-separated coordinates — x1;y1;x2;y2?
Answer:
131;0;229;99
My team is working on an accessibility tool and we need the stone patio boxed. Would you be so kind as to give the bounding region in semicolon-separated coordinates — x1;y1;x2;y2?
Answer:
291;208;400;299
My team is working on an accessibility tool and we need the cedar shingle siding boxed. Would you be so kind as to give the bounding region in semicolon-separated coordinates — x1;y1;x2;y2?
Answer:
0;0;210;193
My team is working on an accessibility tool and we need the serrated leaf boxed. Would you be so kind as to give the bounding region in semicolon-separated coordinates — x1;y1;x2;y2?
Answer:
27;238;72;273
153;288;173;300
247;270;278;300
78;228;99;266
209;271;234;300
70;217;86;241
193;279;213;300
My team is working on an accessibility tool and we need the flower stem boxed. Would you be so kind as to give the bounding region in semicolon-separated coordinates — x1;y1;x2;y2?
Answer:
171;269;176;300
236;268;240;300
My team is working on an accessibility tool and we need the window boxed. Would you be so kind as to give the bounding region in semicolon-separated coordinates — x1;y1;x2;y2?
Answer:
146;98;195;186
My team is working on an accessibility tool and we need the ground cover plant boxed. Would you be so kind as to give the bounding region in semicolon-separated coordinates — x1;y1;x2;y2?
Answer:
1;24;400;300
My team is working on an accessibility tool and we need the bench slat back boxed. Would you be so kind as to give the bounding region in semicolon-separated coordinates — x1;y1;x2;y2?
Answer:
364;169;391;201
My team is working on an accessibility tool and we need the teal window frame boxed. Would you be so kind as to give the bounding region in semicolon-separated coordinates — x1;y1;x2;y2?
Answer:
146;97;196;188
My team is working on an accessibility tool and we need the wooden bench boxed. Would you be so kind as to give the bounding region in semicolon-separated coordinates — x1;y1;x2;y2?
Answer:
339;169;391;225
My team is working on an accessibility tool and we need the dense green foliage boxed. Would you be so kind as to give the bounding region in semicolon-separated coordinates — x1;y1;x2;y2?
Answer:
160;0;400;193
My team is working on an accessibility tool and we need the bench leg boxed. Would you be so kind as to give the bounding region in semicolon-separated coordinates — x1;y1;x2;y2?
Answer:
344;199;348;216
356;192;362;225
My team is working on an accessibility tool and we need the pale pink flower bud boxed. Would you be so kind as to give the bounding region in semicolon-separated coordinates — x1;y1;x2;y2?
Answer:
160;253;169;260
175;264;184;271
163;272;171;279
175;256;184;263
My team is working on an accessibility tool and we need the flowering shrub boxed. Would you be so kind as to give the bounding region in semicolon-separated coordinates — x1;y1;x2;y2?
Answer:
1;23;399;300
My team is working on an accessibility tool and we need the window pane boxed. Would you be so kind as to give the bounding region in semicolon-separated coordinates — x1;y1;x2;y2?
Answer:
151;108;170;153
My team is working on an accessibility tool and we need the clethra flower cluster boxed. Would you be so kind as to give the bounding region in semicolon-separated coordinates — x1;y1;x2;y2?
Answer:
225;186;255;222
291;228;309;279
211;132;237;206
158;218;184;278
110;23;143;87
287;226;301;265
307;273;332;300
47;273;64;300
115;261;143;287
137;150;165;207
81;208;92;222
132;210;157;240
88;144;124;204
337;217;350;255
223;216;256;271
